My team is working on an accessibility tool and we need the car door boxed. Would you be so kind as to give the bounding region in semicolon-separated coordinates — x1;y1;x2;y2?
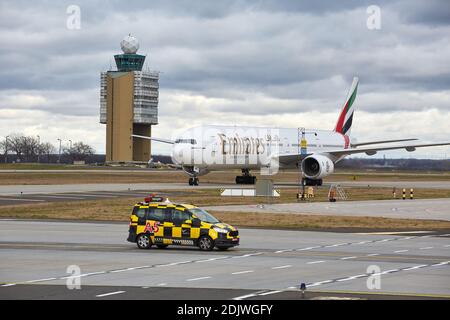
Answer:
162;206;176;244
147;206;165;243
171;208;193;245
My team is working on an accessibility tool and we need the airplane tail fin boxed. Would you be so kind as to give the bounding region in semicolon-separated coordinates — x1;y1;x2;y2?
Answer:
334;77;359;136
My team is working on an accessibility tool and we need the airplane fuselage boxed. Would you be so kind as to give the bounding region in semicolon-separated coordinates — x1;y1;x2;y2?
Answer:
171;125;349;173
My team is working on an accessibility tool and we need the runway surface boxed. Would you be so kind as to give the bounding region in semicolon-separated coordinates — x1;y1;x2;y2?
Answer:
1;220;449;299
206;198;450;221
0;178;449;197
0;183;233;197
0;189;190;206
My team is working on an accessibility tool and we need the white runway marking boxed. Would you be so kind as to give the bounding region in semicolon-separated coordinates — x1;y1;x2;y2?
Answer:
96;291;126;298
59;271;106;280
25;277;57;283
129;266;150;270
186;276;211;282
110;269;129;273
394;250;409;253
380;269;399;275
258;290;282;296
403;265;428;271
234;253;263;258
307;260;325;265
309;280;332;287
272;265;292;270
343;274;366;280
325;243;348;248
431;262;449;267
232;293;257;300
367;253;380;257
336;277;353;282
340;256;357;260
297;246;321;251
275;249;292;253
81;272;106;277
419;247;433;250
165;260;192;266
232;270;254;275
208;257;229;261
1;284;16;287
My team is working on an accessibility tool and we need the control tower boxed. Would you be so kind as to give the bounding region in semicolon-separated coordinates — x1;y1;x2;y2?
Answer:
100;35;159;163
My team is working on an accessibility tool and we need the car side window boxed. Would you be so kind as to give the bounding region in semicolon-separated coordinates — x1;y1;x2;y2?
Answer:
133;207;146;219
148;208;165;222
171;209;191;225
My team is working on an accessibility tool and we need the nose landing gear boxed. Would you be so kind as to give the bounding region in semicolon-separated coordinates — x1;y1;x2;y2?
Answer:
188;177;199;186
235;169;256;185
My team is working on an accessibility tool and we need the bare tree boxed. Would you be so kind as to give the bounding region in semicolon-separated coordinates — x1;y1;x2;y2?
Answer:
2;134;56;163
21;136;40;162
64;141;95;162
7;134;25;161
39;142;56;162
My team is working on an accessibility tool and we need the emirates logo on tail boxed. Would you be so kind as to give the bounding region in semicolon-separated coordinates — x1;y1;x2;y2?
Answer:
335;77;358;136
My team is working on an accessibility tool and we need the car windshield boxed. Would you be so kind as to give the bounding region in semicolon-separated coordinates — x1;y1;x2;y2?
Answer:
189;208;220;224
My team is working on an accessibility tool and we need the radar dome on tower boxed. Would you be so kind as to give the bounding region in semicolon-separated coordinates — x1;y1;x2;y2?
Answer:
120;34;140;54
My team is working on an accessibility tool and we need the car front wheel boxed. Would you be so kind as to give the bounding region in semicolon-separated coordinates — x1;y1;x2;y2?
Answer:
198;236;214;251
136;234;152;249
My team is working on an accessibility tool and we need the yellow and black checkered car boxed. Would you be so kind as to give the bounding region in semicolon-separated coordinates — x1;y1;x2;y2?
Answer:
127;201;239;251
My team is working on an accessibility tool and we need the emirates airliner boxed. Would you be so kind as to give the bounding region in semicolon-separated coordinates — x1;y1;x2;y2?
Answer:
133;77;449;185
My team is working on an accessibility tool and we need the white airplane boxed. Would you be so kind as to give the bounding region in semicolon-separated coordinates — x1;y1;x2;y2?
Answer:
133;77;449;186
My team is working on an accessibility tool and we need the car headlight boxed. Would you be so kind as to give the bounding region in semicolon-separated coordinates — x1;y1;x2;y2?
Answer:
213;227;228;234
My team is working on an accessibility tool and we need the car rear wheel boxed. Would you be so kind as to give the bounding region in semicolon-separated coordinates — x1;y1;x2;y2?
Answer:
156;244;169;249
136;234;152;249
198;236;214;251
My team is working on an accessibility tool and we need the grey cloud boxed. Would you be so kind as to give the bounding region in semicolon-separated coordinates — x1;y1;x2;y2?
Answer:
1;0;450;118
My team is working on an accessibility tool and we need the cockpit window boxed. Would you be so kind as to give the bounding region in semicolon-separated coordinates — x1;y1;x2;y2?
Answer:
175;139;197;144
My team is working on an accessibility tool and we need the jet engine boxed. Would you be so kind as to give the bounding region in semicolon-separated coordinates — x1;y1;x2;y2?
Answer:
301;154;335;179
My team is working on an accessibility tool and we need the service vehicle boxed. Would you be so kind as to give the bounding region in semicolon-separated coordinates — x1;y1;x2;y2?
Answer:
127;195;239;251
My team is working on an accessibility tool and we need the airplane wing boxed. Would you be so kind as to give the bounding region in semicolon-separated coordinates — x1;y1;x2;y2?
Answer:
276;142;450;166
132;134;175;144
325;142;450;157
351;138;418;148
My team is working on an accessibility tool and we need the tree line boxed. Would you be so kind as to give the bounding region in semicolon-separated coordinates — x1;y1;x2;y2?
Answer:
0;134;95;163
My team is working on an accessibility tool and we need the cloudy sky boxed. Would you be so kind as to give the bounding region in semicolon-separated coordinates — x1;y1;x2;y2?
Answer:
1;0;449;158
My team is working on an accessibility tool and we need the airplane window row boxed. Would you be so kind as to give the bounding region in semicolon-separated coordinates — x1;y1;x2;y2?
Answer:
175;139;197;144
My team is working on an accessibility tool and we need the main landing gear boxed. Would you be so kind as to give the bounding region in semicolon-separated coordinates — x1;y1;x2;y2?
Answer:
235;169;256;185
188;177;199;186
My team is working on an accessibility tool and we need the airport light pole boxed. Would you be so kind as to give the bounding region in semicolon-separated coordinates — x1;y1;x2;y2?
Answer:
37;135;40;163
69;140;72;149
57;138;62;164
4;136;9;164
